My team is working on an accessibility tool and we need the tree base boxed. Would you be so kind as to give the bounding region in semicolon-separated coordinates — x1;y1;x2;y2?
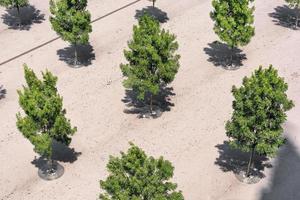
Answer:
235;168;261;184
38;160;64;181
139;105;162;119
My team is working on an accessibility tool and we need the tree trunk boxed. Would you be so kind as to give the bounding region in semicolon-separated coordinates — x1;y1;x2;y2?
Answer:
230;46;234;67
150;94;153;114
153;0;155;7
16;4;21;26
246;146;255;177
295;6;299;29
74;43;78;65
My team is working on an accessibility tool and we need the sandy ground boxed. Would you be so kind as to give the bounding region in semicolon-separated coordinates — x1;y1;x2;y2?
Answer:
0;0;299;199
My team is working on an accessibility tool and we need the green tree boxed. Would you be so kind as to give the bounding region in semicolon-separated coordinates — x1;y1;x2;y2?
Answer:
0;0;28;24
120;14;180;113
226;65;294;177
100;143;184;200
210;0;255;66
16;65;77;169
285;0;300;27
50;0;92;65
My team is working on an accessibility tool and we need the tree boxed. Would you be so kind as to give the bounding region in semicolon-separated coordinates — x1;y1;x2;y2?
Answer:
226;65;294;177
50;0;92;65
210;0;255;66
100;143;184;200
0;0;28;24
120;14;180;113
16;65;77;173
285;0;300;27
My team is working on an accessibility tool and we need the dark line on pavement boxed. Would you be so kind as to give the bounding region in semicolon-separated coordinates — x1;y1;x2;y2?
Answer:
0;0;142;66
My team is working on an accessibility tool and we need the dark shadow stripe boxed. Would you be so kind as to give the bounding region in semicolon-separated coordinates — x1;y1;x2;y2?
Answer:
0;0;142;66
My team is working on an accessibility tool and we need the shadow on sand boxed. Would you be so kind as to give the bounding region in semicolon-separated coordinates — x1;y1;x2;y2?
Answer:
215;141;272;179
57;44;95;68
31;140;81;170
122;86;175;118
259;134;300;200
1;5;45;31
135;6;169;23
0;85;6;100
269;5;300;29
203;41;247;70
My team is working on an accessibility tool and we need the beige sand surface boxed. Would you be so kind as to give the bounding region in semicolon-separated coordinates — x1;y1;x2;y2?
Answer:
0;0;299;199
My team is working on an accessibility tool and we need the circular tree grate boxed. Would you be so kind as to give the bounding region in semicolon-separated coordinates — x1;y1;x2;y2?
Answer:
38;160;64;181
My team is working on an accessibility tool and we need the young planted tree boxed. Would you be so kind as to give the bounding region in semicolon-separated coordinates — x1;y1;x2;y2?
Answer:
50;0;92;65
16;65;77;175
120;14;180;113
285;0;300;27
210;0;255;66
100;143;184;200
0;0;28;24
226;65;294;177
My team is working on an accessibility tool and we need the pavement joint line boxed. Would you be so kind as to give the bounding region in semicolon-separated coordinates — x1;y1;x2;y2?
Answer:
0;0;142;66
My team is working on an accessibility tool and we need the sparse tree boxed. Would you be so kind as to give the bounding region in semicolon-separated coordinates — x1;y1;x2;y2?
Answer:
210;0;255;66
120;14;180;113
100;143;184;200
226;65;294;177
16;65;77;173
0;0;28;24
50;0;92;65
285;0;300;27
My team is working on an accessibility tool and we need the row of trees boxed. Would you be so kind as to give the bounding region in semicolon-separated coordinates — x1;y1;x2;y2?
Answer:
10;0;295;195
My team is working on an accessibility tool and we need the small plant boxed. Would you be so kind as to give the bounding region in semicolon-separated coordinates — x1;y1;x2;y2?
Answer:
226;65;294;177
50;0;92;65
120;14;180;114
100;143;184;200
16;65;77;178
210;0;255;66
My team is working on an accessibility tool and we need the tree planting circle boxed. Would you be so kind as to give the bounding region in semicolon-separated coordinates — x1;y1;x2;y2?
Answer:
139;105;163;119
234;168;261;184
38;161;64;181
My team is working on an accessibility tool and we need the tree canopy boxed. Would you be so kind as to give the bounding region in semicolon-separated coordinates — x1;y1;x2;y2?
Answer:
210;0;255;48
120;14;180;111
226;65;294;175
16;65;77;159
100;143;184;200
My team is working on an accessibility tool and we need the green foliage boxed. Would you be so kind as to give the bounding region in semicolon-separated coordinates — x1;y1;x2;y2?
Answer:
100;143;184;200
120;14;180;101
0;0;28;9
226;65;294;157
50;0;92;45
210;0;255;48
16;65;77;159
285;0;300;8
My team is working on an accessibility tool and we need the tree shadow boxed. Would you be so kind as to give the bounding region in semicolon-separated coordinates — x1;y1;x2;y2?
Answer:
135;6;169;23
31;140;81;170
215;141;272;179
0;85;6;100
259;139;300;200
122;86;175;118
57;44;95;68
269;5;300;29
203;41;247;70
1;5;45;31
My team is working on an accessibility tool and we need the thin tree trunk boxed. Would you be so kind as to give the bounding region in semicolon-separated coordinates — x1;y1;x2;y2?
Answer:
246;146;255;177
295;6;299;28
230;46;233;67
74;43;78;65
150;94;153;114
16;4;21;26
153;0;155;7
